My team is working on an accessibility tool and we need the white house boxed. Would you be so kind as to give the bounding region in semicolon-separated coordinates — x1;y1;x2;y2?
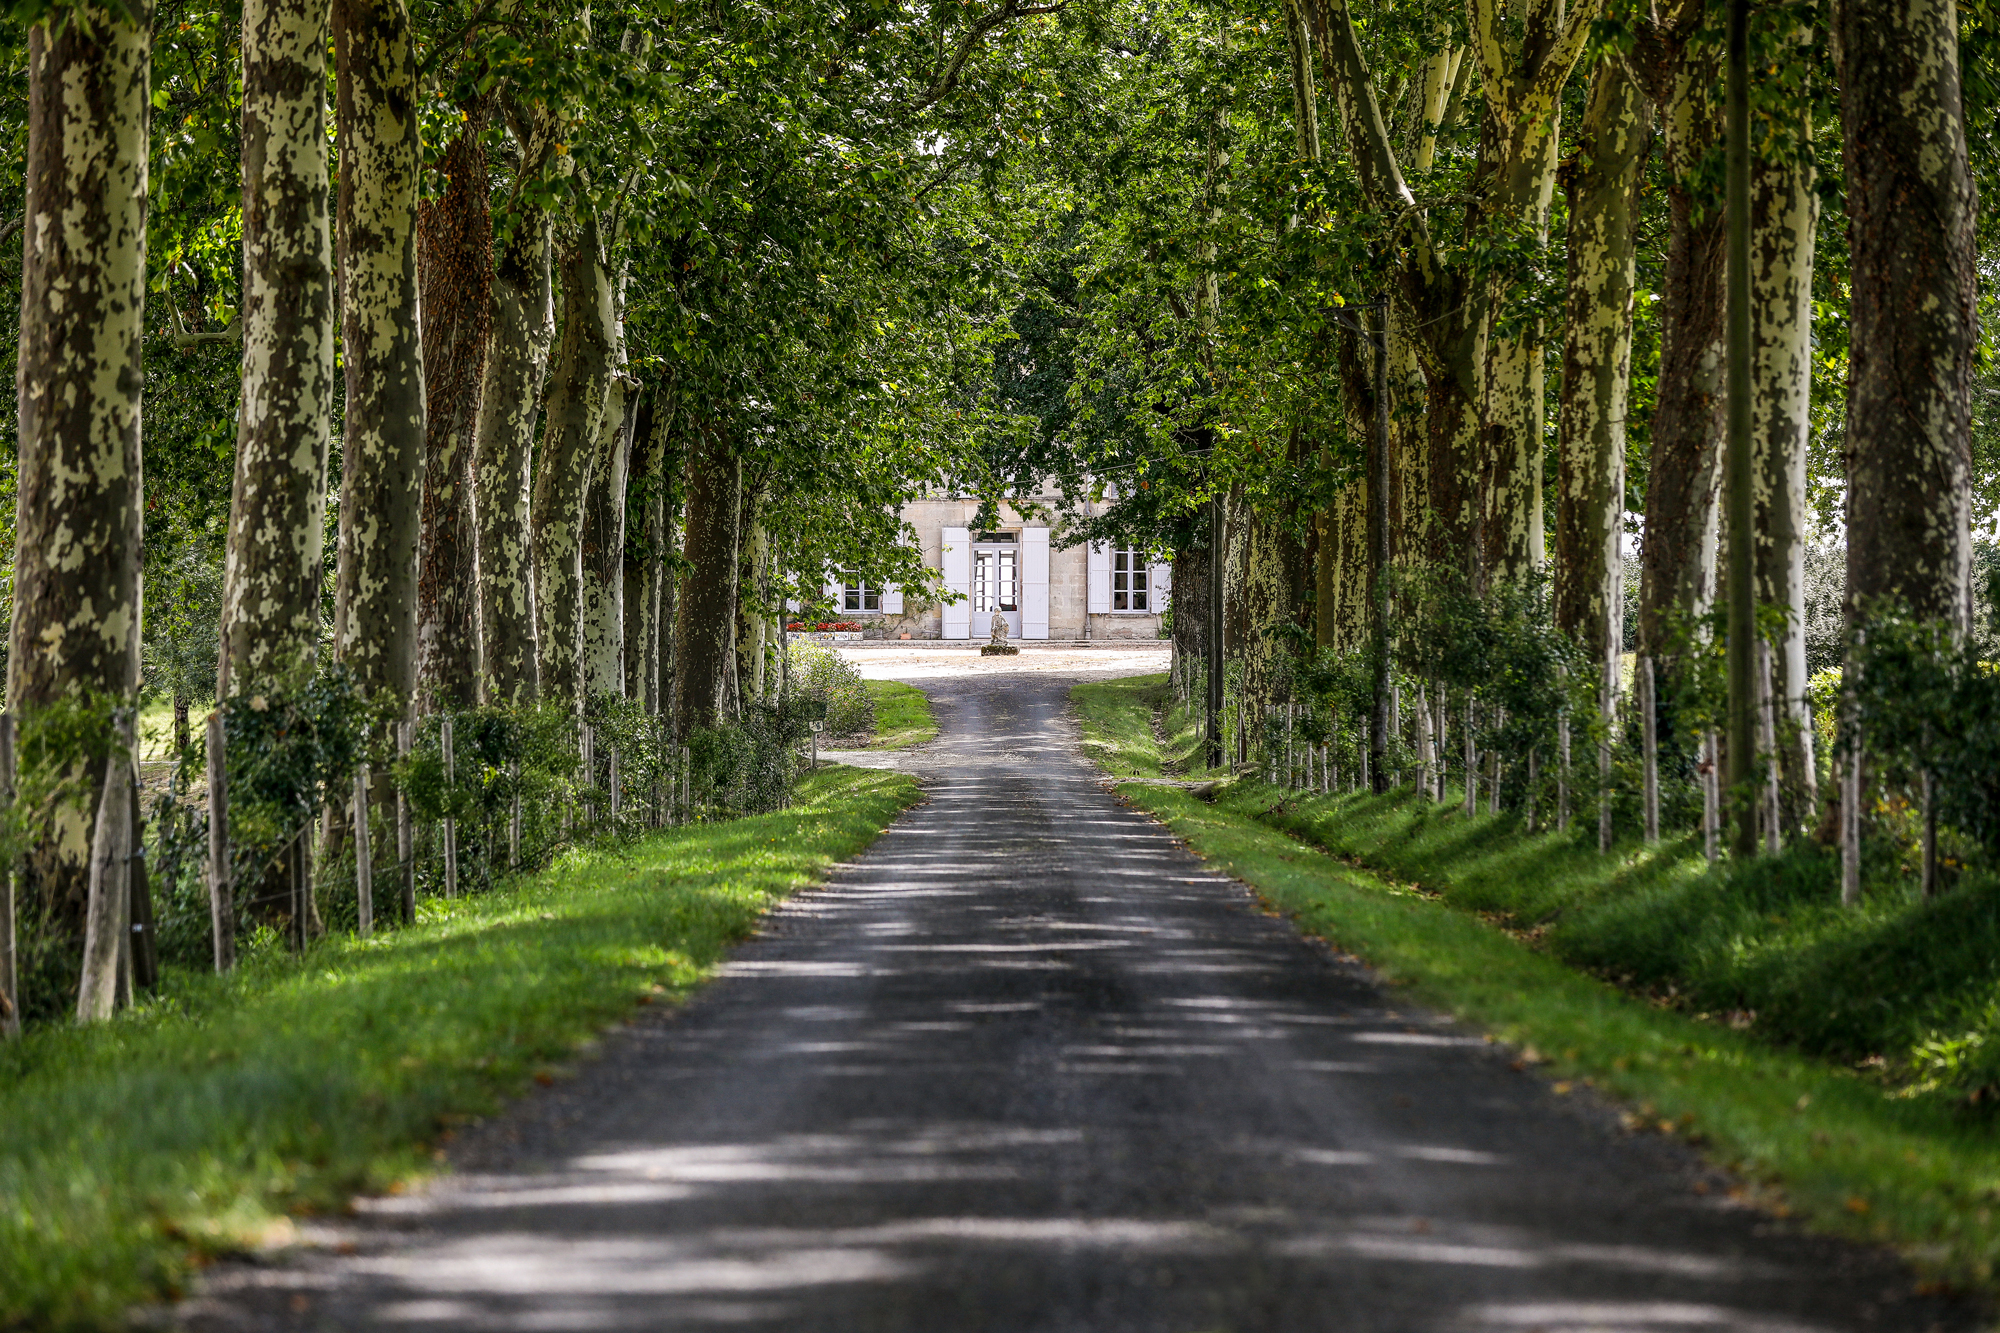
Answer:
820;492;1170;641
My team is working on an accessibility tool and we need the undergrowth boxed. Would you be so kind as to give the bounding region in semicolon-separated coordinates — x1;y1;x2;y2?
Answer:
0;766;919;1332
1074;672;2000;1294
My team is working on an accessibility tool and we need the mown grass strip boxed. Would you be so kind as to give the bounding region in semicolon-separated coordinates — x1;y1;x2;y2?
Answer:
1073;674;2000;1296
0;765;919;1332
864;679;939;749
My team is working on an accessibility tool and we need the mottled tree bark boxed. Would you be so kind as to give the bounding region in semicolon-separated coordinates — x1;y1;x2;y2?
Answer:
220;0;335;696
332;0;424;711
673;427;740;737
10;2;151;949
581;374;637;698
1172;545;1210;699
413;122;492;710
531;212;614;710
1634;21;1726;666
473;203;553;707
735;514;769;707
1835;0;1978;632
1750;105;1818;829
1556;55;1649;690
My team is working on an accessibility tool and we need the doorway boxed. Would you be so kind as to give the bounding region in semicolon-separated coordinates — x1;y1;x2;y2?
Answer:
972;534;1021;639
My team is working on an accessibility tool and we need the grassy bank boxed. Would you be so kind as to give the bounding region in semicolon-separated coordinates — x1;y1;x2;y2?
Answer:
1074;673;2000;1294
863;679;939;749
0;766;919;1331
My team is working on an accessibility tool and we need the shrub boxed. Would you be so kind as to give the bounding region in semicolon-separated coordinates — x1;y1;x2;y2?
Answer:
787;641;874;738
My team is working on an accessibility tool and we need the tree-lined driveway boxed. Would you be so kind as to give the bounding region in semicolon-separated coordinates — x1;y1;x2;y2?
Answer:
183;670;1970;1332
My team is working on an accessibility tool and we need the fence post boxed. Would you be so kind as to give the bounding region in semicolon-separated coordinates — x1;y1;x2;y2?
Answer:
610;744;621;819
397;720;414;923
0;712;17;1037
681;745;692;822
1556;704;1571;832
1758;639;1781;853
443;715;458;898
1462;700;1476;816
353;765;374;938
509;760;521;870
1641;654;1660;845
1702;728;1721;863
127;765;157;992
206;711;235;972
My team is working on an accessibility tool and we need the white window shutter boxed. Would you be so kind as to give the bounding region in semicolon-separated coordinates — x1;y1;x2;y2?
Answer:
823;567;842;607
1022;528;1050;639
1087;542;1112;614
882;582;904;615
941;527;970;638
1149;559;1172;610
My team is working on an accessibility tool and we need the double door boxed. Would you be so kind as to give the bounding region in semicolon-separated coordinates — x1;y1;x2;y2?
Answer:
972;543;1021;639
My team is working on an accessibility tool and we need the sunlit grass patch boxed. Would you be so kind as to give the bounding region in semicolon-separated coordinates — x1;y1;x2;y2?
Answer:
864;679;938;749
1074;673;2000;1295
0;765;918;1331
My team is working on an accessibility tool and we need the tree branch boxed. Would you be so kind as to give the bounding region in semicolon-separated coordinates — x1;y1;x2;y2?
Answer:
165;303;240;349
910;1;1066;113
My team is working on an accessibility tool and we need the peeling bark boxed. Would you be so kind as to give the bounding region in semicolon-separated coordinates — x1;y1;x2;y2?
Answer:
1835;0;1978;632
581;373;637;698
11;1;152;934
531;211;614;710
220;0;335;696
1556;55;1649;689
672;425;740;737
1634;19;1726;665
414;118;493;710
473;199;553;707
1750;104;1818;829
333;0;425;711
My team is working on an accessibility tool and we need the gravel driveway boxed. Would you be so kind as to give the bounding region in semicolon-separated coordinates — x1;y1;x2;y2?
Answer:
179;669;1974;1333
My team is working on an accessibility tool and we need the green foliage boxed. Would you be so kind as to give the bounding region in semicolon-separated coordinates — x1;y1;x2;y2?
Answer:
787;641;875;738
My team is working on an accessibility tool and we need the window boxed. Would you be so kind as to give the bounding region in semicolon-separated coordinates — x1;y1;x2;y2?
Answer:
973;549;1018;612
1112;546;1150;611
842;574;880;613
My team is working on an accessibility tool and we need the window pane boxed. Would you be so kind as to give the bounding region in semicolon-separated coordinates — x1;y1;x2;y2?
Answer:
864;587;880;611
844;586;860;612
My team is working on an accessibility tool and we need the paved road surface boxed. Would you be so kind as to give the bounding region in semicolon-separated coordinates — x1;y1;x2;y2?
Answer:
183;671;1972;1333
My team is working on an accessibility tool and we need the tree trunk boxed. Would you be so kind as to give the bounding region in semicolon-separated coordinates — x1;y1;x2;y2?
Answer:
672;427;740;737
1172;545;1209;698
1750;98;1818;831
581;375;637;698
332;0;424;711
413;118;492;710
1634;23;1725;670
1835;0;1978;633
473;200;553;707
1556;55;1648;676
11;1;151;938
220;0;334;696
735;511;769;707
531;212;614;711
637;391;673;713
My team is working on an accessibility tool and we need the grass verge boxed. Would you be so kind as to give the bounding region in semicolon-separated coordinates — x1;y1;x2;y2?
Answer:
1073;673;2000;1296
0;765;919;1331
864;679;939;749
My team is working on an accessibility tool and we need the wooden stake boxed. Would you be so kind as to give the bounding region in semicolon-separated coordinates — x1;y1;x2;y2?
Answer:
1641;654;1660;844
1463;700;1476;817
1840;744;1862;904
1758;639;1781;852
610;745;621;818
128;771;157;992
509;760;521;870
1703;729;1721;864
353;765;373;938
397;720;414;923
442;715;458;898
0;712;18;1037
206;711;235;972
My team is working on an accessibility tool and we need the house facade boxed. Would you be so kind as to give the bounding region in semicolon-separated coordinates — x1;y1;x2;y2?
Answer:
823;494;1170;641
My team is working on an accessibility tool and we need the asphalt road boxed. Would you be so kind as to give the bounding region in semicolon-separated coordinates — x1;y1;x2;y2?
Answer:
182;671;1974;1333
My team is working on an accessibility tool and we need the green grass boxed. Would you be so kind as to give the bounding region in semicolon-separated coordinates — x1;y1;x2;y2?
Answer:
863;679;938;749
0;765;919;1331
1073;673;2000;1294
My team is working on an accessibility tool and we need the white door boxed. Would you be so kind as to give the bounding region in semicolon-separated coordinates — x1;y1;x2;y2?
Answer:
1021;527;1050;638
971;541;1022;639
941;527;971;638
